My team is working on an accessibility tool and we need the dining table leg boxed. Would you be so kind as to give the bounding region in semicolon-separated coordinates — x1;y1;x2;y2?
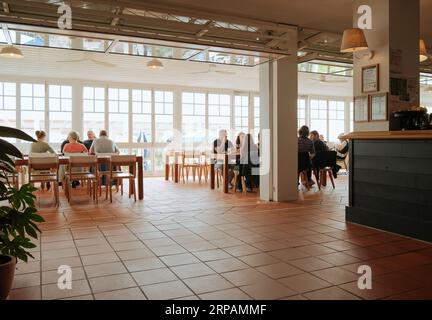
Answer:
223;154;229;193
210;161;215;189
165;154;169;181
137;157;144;200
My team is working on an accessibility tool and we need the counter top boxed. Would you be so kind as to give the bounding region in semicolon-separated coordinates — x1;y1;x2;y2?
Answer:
343;130;432;140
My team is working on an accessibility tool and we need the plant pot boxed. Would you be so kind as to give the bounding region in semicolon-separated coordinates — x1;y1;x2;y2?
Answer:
0;255;16;300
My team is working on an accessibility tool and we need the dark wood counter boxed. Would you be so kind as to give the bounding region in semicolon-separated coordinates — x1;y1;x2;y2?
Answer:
345;131;432;242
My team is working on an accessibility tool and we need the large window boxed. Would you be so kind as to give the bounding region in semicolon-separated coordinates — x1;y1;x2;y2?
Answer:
48;85;72;143
83;86;105;137
132;89;152;143
298;98;306;129
234;94;249;134
154;90;173;143
182;91;206;147
20;83;45;138
328;100;345;142
253;95;260;140
208;93;231;143
310;99;328;141
108;88;129;142
0;82;16;129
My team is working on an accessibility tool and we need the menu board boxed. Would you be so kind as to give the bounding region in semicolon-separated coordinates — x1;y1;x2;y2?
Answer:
370;93;388;121
354;96;369;122
362;64;379;93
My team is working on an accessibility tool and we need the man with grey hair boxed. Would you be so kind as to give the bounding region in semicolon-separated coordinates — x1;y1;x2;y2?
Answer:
89;130;119;155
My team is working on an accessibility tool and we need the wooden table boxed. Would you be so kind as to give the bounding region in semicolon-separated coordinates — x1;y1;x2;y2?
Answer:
210;153;238;194
164;151;182;183
14;155;144;200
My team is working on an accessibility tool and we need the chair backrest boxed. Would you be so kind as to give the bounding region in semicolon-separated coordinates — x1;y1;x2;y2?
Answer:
28;153;59;170
96;152;119;157
298;152;311;173
68;155;97;167
110;155;136;166
315;151;337;168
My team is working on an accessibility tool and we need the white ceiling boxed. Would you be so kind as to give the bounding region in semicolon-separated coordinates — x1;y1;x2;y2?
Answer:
145;0;432;45
0;44;354;97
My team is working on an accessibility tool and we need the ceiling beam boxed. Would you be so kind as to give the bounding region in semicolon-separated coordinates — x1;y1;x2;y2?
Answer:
2;2;9;13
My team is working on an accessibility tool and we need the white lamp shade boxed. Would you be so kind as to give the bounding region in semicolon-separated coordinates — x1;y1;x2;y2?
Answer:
147;58;164;69
340;28;369;53
420;39;428;62
0;45;24;58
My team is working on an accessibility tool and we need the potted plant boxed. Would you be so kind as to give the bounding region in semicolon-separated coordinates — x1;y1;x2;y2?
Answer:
0;126;45;300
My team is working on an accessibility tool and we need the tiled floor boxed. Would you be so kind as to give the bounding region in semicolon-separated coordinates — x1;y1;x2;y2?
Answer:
8;174;432;300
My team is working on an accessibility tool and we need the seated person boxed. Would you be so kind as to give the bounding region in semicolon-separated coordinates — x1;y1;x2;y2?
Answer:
90;130;119;186
83;130;96;151
239;133;260;192
310;130;340;179
30;130;55;154
298;125;315;186
29;130;55;190
89;130;119;154
61;135;83;154
336;134;349;160
213;129;235;187
63;131;88;188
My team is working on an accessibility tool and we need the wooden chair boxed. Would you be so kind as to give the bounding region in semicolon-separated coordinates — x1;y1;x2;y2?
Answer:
314;151;337;190
180;151;201;183
198;151;211;183
94;153;119;199
64;155;98;204
233;169;247;194
108;155;137;203
28;154;60;206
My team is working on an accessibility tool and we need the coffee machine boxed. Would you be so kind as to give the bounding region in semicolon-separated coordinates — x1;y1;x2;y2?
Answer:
390;109;432;131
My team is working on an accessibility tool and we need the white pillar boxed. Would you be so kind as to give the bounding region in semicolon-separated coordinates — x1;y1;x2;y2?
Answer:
260;29;298;202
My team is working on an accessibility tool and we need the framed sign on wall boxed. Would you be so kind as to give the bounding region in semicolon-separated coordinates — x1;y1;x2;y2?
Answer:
369;92;388;121
362;64;379;93
354;96;369;122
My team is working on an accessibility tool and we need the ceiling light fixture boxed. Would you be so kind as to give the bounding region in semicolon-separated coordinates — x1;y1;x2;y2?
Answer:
0;45;23;58
147;58;164;70
340;28;373;60
420;39;428;62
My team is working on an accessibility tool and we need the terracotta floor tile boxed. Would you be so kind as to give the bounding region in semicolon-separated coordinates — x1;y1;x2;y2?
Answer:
279;273;332;293
94;287;146;300
160;253;201;267
199;288;252;300
89;273;136;293
311;267;359;285
75;238;109;247
223;244;261;256
221;268;271;286
304;286;361;300
81;252;120;266
150;244;187;256
206;258;249;273
170;263;215;279
193;249;232;262
11;272;41;289
62;294;94;300
42;279;91;300
42;267;86;285
268;248;310;261
141;280;193;300
42;256;83;271
15;261;41;275
123;257;165;272
238;253;280;267
132;268;177;285
317;252;360;266
184;274;234;294
257;262;304;279
84;262;127;278
288;257;333;272
8;286;41;300
240;280;296;300
77;244;114;256
111;241;146;251
42;248;79;260
339;281;403;300
117;248;155;261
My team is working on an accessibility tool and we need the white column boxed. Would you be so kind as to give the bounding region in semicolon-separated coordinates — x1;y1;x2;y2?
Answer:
259;28;298;202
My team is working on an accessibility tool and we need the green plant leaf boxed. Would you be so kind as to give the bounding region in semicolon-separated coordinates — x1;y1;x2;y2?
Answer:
0;126;36;142
0;138;23;159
